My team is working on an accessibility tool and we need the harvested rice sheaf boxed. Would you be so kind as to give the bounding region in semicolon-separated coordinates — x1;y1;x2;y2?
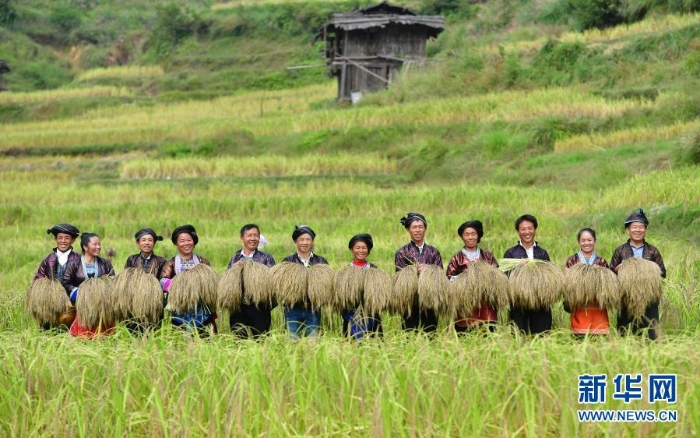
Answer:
241;260;272;307
508;259;564;309
130;269;164;323
564;263;620;310
617;257;662;318
270;262;308;307
109;267;139;321
308;264;335;310
333;265;365;310
463;260;509;310
168;270;200;314
363;267;392;316
76;277;113;327
217;263;244;312
191;264;220;312
392;265;418;316
417;264;453;317
451;273;480;318
26;277;72;325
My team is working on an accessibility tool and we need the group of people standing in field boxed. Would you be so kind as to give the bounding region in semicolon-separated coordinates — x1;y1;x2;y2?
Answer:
33;207;665;340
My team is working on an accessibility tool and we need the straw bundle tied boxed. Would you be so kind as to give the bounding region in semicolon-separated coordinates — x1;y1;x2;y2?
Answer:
129;269;164;323
417;265;453;317
617;257;663;318
271;262;308;307
109;268;138;321
217;263;243;312
241;260;272;307
508;259;565;309
452;261;510;316
168;270;199;314
333;265;365;309
392;265;418;316
308;264;335;310
564;263;620;310
363;267;392;316
26;277;72;325
191;264;220;312
76;277;114;327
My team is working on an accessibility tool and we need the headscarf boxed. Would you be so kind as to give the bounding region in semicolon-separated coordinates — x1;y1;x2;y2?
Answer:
348;233;373;252
47;223;79;238
624;208;649;228
400;212;427;229
292;225;316;241
457;220;484;242
135;228;163;242
171;224;199;245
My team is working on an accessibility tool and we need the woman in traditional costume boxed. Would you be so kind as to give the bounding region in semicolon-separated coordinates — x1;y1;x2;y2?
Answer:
446;220;499;332
341;233;382;339
160;224;217;335
227;223;276;338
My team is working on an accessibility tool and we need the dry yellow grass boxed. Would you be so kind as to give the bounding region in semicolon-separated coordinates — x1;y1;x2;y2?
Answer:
363;267;393;316
130;270;164;324
308;264;335;310
217;264;244;312
392;265;418;317
26;277;72;326
76;277;113;327
109;268;138;321
452;261;509;317
617;258;663;318
417;265;452;317
241;260;273;307
564;263;620;310
270;262;308;307
508;260;565;309
333;265;365;310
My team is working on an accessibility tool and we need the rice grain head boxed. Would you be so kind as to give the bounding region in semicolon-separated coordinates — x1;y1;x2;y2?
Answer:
363;267;393;316
497;258;525;274
564;264;620;310
508;259;564;309
130;269;164;323
76;277;113;327
191;264;220;312
462;260;510;310
417;264;453;317
217;264;244;312
308;264;335;310
451;273;479;318
26;277;72;325
109;268;139;321
392;265;418;317
168;270;200;314
333;265;365;310
242;260;273;307
270;262;308;307
617;257;662;318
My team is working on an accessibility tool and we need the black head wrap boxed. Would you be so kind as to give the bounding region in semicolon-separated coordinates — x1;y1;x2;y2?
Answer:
457;220;484;242
292;225;316;241
400;212;427;229
624;208;649;228
171;224;199;246
135;228;163;242
348;233;373;252
47;223;80;238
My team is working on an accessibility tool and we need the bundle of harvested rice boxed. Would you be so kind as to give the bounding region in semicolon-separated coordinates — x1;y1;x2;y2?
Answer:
417;264;453;317
308;264;335;310
217;263;243;312
241;260;272;307
26;277;72;326
508;259;565;309
497;258;526;274
191;264;220;312
76;277;113;327
617;257;662;318
363;267;393;316
333;265;366;310
454;261;510;313
130;269;164;323
391;265;418;316
564;264;620;310
109;268;139;321
270;262;308;307
451;273;480;318
168;270;200;314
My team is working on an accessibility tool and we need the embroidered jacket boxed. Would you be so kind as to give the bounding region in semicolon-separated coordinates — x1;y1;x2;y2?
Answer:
228;250;276;268
61;256;116;294
124;253;168;278
160;254;211;279
503;242;550;261
609;240;666;278
394;241;443;272
34;248;81;281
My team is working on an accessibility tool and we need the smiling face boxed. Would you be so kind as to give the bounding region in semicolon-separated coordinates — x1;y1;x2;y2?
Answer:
627;222;647;245
137;235;155;256
407;221;426;245
578;231;596;255
241;227;260;253
176;233;195;258
517;220;536;246
295;234;314;254
83;236;101;258
460;227;479;251
55;232;76;253
351;241;369;262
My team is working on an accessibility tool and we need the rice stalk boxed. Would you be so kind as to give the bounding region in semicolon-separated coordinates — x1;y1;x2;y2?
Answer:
451;273;480;319
497;258;525;273
508;259;564;309
308;264;335;310
168;270;200;314
617;257;663;318
333;265;365;310
109;268;138;321
363;267;393;316
392;265;418;317
217;264;243;312
417;265;453;317
130;269;164;323
191;264;220;312
242;260;273;307
270;262;308;307
564;264;620;310
76;277;113;327
26;277;72;325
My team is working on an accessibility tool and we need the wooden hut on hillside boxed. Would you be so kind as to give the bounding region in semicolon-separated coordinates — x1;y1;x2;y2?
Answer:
318;2;444;102
0;59;10;92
